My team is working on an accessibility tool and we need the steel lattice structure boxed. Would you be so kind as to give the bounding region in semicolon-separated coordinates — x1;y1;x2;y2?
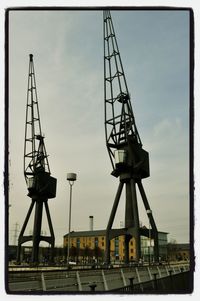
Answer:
103;11;159;264
17;54;57;265
104;10;142;169
24;54;50;182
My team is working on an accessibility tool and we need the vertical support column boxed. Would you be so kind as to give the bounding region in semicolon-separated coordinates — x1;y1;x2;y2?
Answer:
31;200;43;263
125;181;134;228
135;267;141;283
157;266;162;278
17;200;35;263
105;182;124;264
124;235;130;264
125;178;141;263
153;273;158;290
76;271;82;291
16;244;22;264
120;268;127;286
169;270;174;290
130;179;141;261
165;265;169;276
41;272;46;291
105;238;111;265
137;180;159;262
147;266;153;280
101;270;108;291
125;180;132;264
44;200;55;262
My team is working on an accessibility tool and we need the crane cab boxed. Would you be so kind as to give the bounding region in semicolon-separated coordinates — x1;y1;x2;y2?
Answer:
27;171;57;199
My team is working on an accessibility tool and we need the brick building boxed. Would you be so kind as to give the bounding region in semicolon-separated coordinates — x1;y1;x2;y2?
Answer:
63;229;168;263
167;243;190;262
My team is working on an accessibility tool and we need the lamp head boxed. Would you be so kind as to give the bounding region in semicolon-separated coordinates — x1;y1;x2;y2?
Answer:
67;173;77;182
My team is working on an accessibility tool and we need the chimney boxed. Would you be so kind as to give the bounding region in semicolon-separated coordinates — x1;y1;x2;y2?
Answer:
89;216;94;231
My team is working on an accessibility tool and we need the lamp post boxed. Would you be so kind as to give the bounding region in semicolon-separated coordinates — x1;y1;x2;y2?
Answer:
67;173;77;265
146;209;152;264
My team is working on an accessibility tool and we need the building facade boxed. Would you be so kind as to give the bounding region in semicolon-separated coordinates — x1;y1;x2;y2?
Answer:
63;229;168;263
167;243;190;262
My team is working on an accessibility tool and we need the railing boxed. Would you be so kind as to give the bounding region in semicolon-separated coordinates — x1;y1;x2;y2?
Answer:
111;271;191;293
8;262;190;293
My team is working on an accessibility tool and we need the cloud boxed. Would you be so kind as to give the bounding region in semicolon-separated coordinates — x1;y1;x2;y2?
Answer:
153;118;181;138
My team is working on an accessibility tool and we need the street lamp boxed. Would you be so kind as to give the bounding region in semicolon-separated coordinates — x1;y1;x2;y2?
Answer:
67;173;77;265
146;209;152;264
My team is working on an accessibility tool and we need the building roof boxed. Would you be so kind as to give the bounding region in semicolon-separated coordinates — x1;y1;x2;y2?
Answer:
141;225;168;234
168;243;190;250
63;229;106;238
63;228;168;238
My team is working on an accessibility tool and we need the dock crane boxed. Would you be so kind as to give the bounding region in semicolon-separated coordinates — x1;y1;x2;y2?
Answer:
17;54;57;265
103;11;159;264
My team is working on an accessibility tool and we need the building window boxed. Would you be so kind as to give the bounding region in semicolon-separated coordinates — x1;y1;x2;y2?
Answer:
102;237;104;240
102;242;104;247
115;237;119;257
76;238;80;249
95;237;98;248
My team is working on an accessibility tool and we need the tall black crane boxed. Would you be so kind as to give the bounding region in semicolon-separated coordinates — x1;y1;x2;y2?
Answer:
17;54;57;265
103;11;159;264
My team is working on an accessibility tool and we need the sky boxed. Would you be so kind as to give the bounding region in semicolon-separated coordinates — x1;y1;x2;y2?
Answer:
7;8;190;247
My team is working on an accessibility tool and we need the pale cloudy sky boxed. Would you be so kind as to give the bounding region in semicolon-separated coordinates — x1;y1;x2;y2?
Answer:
8;9;190;247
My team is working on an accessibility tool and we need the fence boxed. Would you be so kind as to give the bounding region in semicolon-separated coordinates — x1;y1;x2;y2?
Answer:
111;271;191;293
8;263;190;293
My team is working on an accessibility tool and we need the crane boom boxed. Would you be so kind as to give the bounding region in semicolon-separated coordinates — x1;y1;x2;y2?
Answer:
104;10;142;170
24;54;50;181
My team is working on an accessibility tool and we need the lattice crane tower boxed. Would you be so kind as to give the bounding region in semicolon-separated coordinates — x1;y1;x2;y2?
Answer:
17;54;57;264
103;11;159;264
